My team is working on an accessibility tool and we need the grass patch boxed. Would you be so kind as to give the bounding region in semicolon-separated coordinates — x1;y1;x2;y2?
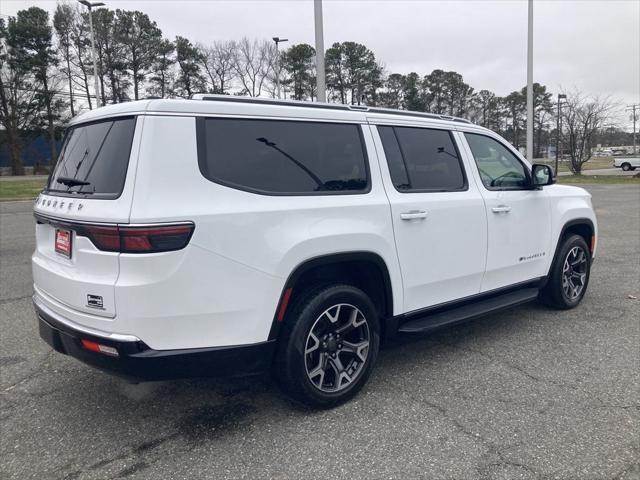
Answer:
537;156;615;173
0;179;47;201
557;175;640;185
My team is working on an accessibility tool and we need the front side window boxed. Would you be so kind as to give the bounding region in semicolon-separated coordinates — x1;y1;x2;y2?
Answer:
197;118;369;195
378;126;466;192
465;133;529;189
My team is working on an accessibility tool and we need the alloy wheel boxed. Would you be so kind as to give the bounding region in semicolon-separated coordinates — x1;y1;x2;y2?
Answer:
304;303;370;393
562;246;588;300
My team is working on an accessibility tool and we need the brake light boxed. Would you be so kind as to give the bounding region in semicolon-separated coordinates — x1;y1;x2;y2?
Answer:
79;223;194;253
85;225;120;251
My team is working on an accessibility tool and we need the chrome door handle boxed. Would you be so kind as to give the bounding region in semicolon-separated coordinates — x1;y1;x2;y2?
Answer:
400;210;428;220
492;205;512;213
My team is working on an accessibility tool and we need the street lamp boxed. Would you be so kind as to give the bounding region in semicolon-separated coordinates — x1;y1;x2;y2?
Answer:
555;93;567;174
526;0;533;162
272;37;288;99
314;0;326;102
78;0;104;108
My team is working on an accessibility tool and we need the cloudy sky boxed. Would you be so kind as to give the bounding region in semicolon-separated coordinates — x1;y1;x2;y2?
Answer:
2;0;639;126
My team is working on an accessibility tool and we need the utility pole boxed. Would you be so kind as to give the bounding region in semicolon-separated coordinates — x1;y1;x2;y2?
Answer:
272;37;288;99
314;0;326;102
79;0;104;108
626;104;638;155
526;0;534;161
555;93;566;174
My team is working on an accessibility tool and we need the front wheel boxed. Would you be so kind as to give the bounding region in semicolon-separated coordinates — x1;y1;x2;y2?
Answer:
274;284;380;408
621;163;631;171
540;234;592;309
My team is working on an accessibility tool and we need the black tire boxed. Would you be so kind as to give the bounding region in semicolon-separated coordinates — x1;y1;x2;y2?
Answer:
621;163;631;171
540;234;591;309
274;284;380;408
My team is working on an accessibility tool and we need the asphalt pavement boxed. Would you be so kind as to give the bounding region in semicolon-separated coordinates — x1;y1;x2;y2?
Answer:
1;185;639;480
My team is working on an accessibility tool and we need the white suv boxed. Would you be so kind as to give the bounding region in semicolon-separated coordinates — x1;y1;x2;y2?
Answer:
33;96;597;407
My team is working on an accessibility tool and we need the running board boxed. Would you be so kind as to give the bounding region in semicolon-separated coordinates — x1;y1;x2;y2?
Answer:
397;288;540;334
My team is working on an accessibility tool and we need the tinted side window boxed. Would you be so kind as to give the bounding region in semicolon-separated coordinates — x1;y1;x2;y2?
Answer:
378;126;466;192
197;118;369;194
465;133;529;189
48;117;137;198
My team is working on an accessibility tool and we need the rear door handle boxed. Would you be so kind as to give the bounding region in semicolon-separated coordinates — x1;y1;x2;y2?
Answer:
400;210;428;220
492;205;512;213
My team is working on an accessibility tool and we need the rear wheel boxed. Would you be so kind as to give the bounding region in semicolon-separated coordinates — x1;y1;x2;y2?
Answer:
274;284;380;408
540;234;591;309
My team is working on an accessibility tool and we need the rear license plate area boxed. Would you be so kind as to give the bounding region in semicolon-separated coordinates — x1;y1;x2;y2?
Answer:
55;229;72;258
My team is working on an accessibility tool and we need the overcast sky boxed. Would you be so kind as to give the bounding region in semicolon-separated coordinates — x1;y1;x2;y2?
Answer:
2;0;639;127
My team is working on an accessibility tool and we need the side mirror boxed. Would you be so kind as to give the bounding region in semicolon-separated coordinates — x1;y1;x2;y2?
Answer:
531;164;555;187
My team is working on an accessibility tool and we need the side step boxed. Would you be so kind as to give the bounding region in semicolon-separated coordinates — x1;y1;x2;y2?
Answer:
398;288;540;334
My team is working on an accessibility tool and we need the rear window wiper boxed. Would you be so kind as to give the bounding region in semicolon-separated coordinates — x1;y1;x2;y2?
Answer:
56;176;91;187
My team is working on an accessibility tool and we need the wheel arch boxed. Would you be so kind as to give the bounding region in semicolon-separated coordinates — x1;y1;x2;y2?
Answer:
268;252;395;341
548;218;595;276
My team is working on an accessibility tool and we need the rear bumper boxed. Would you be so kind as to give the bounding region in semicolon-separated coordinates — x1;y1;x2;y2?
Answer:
35;302;276;381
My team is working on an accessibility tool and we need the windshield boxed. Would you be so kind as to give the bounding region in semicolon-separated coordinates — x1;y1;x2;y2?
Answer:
47;116;137;198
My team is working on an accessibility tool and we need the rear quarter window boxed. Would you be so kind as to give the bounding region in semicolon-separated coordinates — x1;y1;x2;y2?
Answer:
196;118;370;195
48;116;137;199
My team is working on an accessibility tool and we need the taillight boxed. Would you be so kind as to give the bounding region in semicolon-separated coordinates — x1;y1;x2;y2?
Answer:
79;223;194;253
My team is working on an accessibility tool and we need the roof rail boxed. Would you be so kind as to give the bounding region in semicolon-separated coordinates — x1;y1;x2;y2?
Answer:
365;107;471;124
191;94;472;124
192;94;353;112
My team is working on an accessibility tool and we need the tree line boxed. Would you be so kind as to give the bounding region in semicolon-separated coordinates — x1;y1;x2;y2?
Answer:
1;4;623;175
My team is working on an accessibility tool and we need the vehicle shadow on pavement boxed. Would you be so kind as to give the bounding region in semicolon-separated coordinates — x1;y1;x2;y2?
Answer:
44;300;547;435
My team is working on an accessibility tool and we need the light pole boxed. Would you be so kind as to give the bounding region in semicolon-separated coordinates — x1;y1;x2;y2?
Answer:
526;0;534;161
79;0;104;108
555;93;567;174
626;104;638;155
314;0;326;102
272;37;288;99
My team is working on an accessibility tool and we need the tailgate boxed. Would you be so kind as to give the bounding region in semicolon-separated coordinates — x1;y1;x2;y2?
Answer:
32;115;141;320
32;213;121;318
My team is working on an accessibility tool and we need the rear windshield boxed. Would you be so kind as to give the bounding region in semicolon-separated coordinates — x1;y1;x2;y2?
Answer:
47;116;137;198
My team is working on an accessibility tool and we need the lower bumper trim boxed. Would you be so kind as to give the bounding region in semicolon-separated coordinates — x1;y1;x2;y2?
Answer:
35;304;276;381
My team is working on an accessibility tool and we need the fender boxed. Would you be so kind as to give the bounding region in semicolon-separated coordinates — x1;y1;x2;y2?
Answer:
267;252;395;341
547;218;596;278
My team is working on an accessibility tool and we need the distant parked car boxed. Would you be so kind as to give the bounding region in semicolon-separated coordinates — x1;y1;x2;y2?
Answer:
613;157;640;171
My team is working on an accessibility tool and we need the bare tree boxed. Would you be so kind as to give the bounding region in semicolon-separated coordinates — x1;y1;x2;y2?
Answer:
232;37;273;97
53;3;76;116
199;40;236;94
69;8;93;110
561;91;617;174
